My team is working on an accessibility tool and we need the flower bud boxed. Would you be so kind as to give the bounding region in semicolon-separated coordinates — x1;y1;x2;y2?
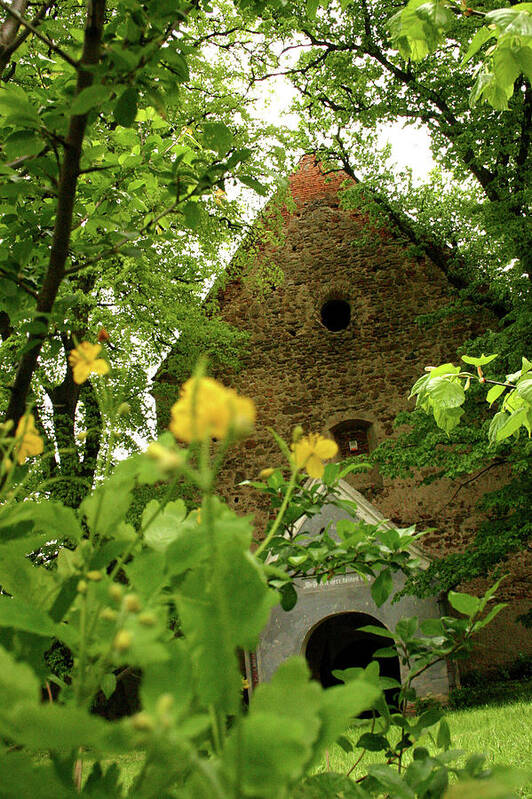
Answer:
124;593;141;613
146;442;184;471
109;584;123;602
113;630;132;652
100;607;117;622
259;467;274;479
1;457;13;474
131;712;154;731
77;431;88;442
292;425;304;444
156;693;174;716
117;402;130;417
77;580;88;594
87;570;102;582
138;612;157;627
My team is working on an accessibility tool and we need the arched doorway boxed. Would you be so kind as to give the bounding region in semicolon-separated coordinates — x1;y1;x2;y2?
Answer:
304;612;401;701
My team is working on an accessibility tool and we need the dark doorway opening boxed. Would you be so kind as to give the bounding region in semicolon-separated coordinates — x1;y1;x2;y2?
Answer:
320;299;351;331
305;612;401;705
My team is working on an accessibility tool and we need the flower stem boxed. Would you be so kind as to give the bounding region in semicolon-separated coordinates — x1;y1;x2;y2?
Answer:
255;465;298;558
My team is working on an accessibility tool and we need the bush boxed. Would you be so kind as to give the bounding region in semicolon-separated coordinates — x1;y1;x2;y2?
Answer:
449;678;532;709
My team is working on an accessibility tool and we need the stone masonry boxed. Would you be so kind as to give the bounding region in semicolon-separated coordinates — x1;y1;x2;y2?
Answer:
156;155;531;676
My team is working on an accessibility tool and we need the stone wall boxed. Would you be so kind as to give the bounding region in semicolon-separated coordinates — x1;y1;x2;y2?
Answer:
156;154;531;673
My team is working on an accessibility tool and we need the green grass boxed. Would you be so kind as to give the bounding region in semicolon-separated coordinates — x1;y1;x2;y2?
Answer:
314;700;532;796
81;700;532;795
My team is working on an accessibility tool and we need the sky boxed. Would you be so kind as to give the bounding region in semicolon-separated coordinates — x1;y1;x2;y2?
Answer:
252;47;436;184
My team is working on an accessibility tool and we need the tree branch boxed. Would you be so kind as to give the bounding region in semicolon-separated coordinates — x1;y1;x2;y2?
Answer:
0;0;77;71
440;459;506;510
4;0;106;429
325;132;510;318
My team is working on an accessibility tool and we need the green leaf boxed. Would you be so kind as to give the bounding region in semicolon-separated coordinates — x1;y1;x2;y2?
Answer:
113;87;138;127
182;201;202;229
4;131;44;161
336;734;353;753
280;581;298;611
0;703;111;751
488;411;509;444
409;373;430;398
396;616;418;641
358;624;396;639
0;85;40;124
140;638;193;715
101;673;116;699
415;706;443;731
516;378;532;404
426;363;461;378
81;470;134;539
494;407;528;441
0;596;57;637
0;501;83;542
461;26;497;66
306;0;320;18
71;85;112;115
371;567;393;607
162;48;190;81
420;618;444;636
225;710;312;796
0;751;78;799
142;499;187;551
437;718;451;750
433;405;464;433
177;503;277;713
461;353;498;367
426;377;466;409
475;602;507;629
369;764;415;799
126;549;167;599
485;5;532;36
292;773;367;799
448;591;481;617
357;732;390;751
486;384;505;405
0;644;40;706
240;175;269;196
202;122;232;155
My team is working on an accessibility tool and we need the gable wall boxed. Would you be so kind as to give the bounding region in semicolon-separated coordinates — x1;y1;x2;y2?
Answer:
159;156;532;670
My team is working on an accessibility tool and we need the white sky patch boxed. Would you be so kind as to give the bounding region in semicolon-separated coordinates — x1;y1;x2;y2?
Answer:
378;123;435;183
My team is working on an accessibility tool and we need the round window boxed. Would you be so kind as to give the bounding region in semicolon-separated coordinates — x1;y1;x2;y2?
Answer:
320;299;351;331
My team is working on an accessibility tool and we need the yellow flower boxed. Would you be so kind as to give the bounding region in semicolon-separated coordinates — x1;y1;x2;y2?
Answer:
14;414;44;464
68;342;110;384
213;187;226;206
146;442;184;471
169;377;255;443
292;433;338;479
259;467;274;479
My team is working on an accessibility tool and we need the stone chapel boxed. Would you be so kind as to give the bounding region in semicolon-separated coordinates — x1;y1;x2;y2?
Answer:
155;154;531;698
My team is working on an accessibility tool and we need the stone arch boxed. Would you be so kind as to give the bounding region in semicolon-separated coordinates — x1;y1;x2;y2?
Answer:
302;611;401;701
253;479;449;700
329;418;377;457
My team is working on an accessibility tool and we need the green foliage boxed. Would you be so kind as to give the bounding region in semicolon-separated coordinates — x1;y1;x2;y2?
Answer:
0;0;530;795
389;1;532;109
245;461;423;608
0;366;527;796
0;0;290;506
410;354;532;440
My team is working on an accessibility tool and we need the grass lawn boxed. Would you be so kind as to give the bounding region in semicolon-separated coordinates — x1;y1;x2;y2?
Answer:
81;699;532;795
315;699;532;797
